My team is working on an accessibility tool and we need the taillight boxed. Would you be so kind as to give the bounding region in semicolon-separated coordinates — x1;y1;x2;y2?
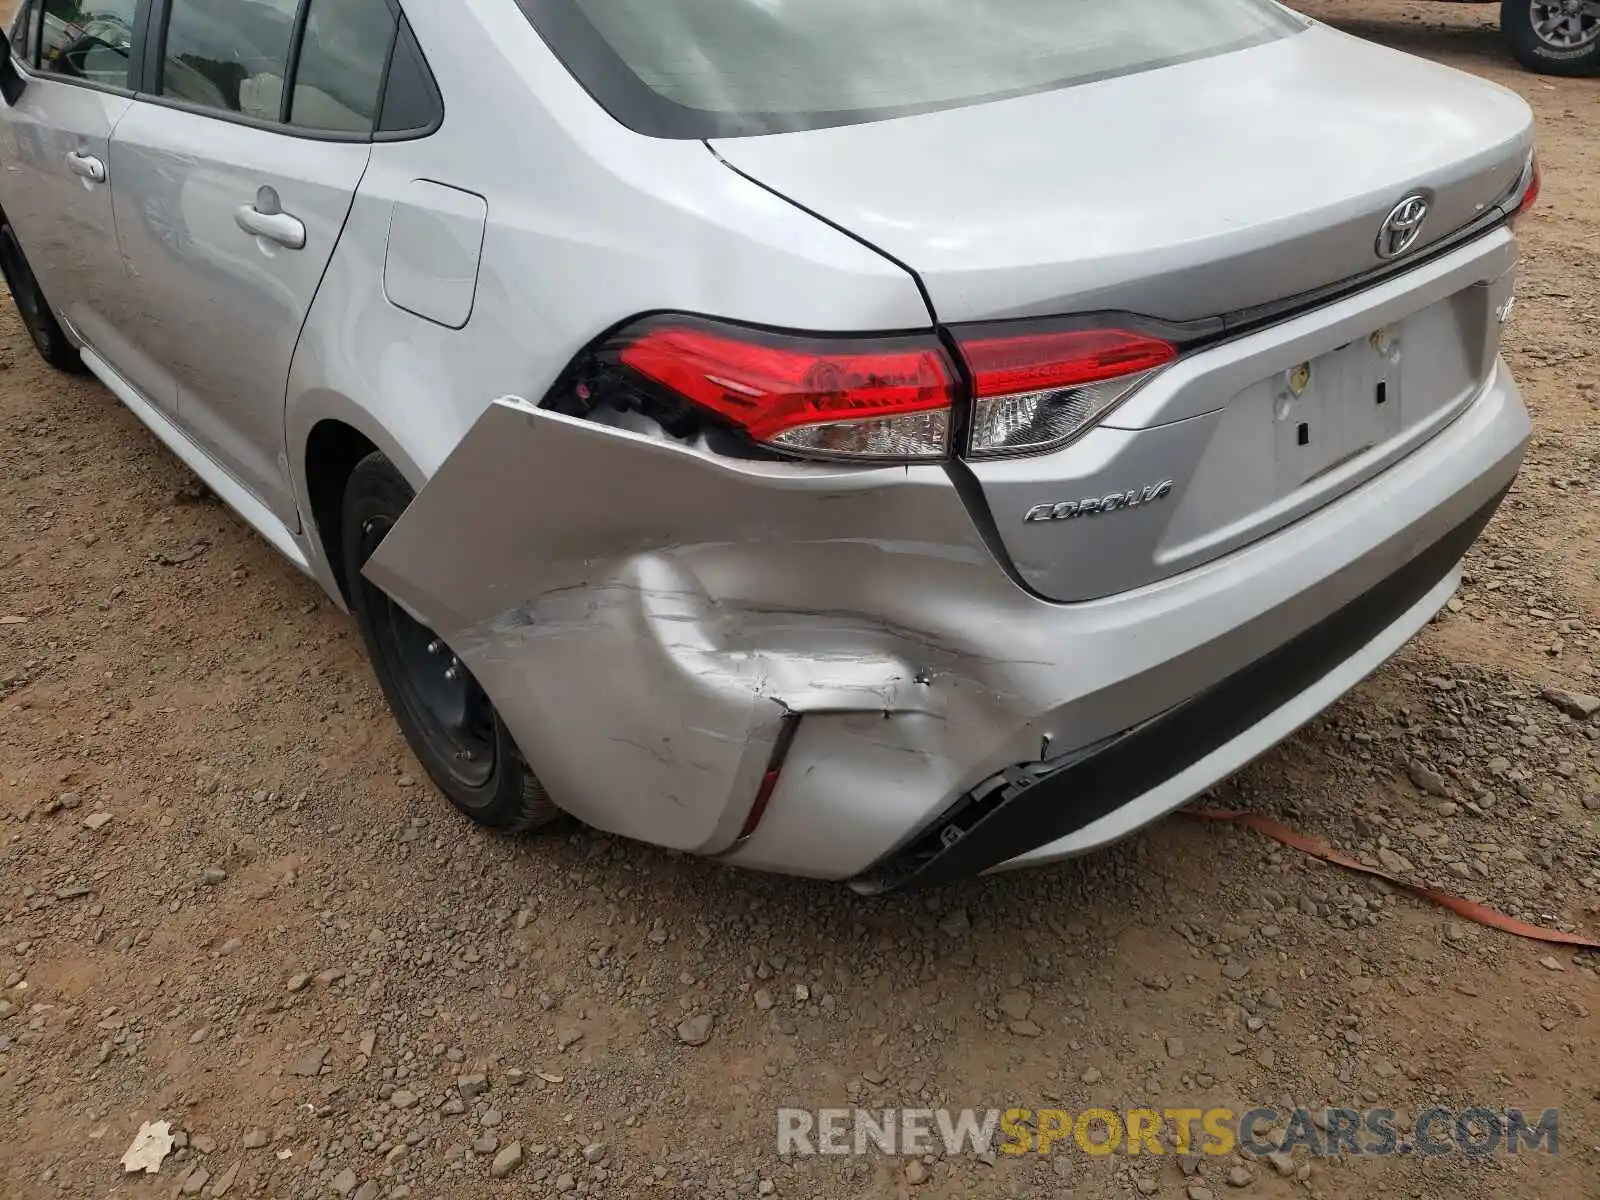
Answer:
1511;153;1540;225
609;317;957;461
566;315;1183;464
957;327;1177;457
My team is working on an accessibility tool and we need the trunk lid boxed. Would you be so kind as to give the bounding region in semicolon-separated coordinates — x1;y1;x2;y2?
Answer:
712;25;1532;603
710;25;1531;325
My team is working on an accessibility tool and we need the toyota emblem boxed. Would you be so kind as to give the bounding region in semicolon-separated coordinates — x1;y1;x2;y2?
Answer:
1375;193;1431;260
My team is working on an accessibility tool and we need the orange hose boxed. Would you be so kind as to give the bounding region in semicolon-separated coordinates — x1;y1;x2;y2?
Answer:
1184;807;1600;950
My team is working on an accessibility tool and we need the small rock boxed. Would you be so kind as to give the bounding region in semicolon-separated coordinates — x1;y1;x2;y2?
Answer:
353;1184;379;1200
1541;686;1600;721
390;1089;418;1110
1226;1165;1254;1187
457;1073;488;1097
331;1168;358;1196
1165;1036;1186;1059
938;909;971;938
180;1167;210;1196
490;1143;524;1179
677;1013;714;1046
1377;847;1413;875
83;812;113;830
1539;955;1565;972
1266;1151;1295;1176
1406;761;1451;798
201;867;227;885
286;973;311;993
582;1142;606;1164
211;1161;240;1197
1080;1067;1102;1085
997;990;1033;1021
287;1045;328;1077
1221;961;1250;981
241;1129;269;1149
1008;1019;1042;1037
472;1135;499;1155
904;1160;929;1186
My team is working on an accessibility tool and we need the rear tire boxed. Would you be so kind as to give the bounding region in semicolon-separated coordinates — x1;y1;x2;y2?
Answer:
1501;0;1600;75
0;223;84;373
341;450;563;833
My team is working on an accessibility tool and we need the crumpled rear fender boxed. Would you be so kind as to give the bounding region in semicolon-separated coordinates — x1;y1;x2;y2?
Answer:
363;399;1016;854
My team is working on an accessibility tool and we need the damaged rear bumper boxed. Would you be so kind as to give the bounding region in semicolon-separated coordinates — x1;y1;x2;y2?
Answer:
364;360;1528;882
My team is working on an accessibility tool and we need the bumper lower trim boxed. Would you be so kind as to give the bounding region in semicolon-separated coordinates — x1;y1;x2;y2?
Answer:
850;484;1511;893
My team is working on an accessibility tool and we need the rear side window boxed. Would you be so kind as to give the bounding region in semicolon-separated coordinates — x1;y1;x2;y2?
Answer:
37;0;138;88
517;0;1304;138
376;17;441;136
289;0;396;133
158;0;297;119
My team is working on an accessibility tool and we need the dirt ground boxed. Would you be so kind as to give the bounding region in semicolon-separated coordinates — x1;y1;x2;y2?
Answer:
3;2;1600;1198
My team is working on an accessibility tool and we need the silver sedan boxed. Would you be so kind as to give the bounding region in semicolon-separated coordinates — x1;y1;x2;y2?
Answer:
0;0;1537;886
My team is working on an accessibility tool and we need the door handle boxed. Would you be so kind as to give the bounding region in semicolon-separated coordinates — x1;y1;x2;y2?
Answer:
234;185;306;250
66;150;105;182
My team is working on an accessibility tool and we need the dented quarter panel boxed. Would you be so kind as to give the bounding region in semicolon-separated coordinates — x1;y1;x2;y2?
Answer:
362;399;1028;854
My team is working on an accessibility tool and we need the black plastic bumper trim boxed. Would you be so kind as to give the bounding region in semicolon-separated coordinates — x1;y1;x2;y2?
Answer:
851;484;1511;893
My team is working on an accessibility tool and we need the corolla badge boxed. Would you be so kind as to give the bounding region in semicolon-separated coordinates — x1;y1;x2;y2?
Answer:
1375;193;1430;260
1024;480;1174;523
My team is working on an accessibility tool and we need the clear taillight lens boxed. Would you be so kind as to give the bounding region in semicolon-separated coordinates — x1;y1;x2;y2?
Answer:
612;318;957;461
957;327;1177;457
1510;152;1540;227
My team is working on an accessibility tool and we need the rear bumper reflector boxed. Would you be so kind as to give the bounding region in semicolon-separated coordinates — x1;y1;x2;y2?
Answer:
732;713;801;846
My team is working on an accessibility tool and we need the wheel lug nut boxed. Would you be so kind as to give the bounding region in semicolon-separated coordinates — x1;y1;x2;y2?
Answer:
444;666;460;682
426;639;443;655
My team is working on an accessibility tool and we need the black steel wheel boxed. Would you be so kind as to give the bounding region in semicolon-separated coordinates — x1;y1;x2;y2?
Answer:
342;450;561;832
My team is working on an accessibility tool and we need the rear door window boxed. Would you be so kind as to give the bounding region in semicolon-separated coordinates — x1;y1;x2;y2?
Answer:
516;0;1304;138
158;0;297;120
288;0;396;133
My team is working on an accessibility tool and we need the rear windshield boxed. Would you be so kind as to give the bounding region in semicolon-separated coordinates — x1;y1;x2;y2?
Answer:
516;0;1304;138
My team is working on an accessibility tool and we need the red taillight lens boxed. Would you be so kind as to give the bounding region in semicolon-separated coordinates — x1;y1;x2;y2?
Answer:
956;327;1177;457
962;328;1178;397
1513;154;1540;223
615;320;957;460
